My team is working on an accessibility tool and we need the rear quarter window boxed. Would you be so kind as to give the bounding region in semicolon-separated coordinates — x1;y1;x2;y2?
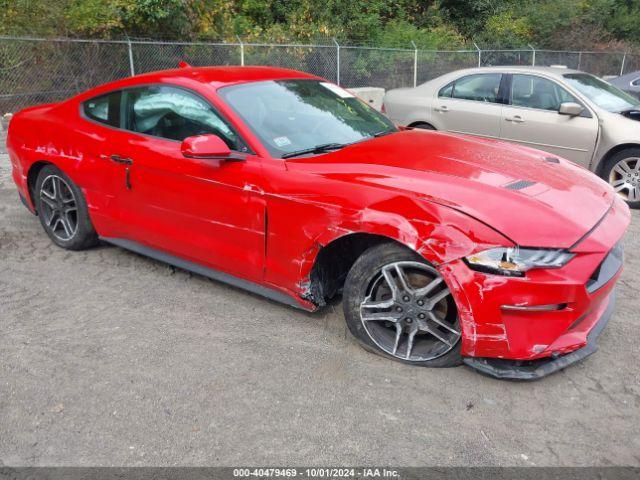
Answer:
83;91;121;127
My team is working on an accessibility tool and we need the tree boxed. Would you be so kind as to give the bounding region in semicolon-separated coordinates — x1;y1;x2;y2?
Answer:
0;0;638;51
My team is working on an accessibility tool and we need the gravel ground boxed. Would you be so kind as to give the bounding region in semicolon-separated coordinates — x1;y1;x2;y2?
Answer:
1;138;639;467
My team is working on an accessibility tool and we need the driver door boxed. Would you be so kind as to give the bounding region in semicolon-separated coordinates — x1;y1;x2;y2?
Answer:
104;84;266;281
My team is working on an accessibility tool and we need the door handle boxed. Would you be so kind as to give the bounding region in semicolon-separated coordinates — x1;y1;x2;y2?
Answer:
100;154;133;189
110;154;133;165
505;115;524;123
435;106;449;113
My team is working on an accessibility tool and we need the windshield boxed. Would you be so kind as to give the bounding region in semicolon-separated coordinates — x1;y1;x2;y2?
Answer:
563;73;639;112
219;79;396;158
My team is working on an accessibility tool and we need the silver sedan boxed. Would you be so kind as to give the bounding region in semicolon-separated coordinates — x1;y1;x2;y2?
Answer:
384;66;640;207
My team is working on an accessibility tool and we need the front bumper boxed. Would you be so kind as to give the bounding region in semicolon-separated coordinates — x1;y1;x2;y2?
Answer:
462;289;616;380
439;195;630;379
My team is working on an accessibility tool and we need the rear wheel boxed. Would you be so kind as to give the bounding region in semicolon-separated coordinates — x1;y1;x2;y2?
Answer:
34;165;98;250
603;148;640;208
343;243;462;367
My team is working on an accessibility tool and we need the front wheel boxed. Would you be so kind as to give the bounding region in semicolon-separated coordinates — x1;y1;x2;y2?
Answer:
603;148;640;208
343;243;462;367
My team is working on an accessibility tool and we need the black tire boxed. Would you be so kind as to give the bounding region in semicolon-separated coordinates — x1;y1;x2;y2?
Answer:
412;122;436;131
601;148;640;209
343;243;462;367
34;165;99;250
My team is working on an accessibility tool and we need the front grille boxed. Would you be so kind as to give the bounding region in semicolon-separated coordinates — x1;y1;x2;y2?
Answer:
586;240;624;293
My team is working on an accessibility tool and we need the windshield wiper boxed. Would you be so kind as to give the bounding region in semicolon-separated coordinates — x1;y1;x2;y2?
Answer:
281;130;396;159
281;142;347;159
372;129;395;137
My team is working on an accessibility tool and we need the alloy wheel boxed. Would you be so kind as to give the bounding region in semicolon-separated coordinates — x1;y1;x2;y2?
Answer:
39;174;79;241
609;157;640;202
359;261;461;362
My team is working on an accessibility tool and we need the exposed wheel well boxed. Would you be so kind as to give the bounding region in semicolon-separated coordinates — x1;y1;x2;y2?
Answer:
596;144;640;177
408;121;436;130
306;233;413;307
26;161;54;212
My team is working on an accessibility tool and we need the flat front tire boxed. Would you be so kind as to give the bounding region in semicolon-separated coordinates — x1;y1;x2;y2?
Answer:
34;165;98;250
343;243;462;367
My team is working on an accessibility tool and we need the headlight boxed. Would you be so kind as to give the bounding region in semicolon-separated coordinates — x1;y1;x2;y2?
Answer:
464;247;575;277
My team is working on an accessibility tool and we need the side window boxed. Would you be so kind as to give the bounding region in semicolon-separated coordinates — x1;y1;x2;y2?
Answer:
511;75;579;111
83;91;121;127
631;78;640;87
451;74;502;103
438;82;454;98
123;85;245;150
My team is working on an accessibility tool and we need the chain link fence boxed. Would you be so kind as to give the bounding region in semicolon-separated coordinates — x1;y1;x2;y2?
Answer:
1;35;638;114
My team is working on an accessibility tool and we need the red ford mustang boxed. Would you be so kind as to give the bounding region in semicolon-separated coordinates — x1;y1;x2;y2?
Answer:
7;66;630;380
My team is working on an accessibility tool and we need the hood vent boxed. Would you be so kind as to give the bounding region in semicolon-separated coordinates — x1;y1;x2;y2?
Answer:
544;157;560;163
504;179;537;190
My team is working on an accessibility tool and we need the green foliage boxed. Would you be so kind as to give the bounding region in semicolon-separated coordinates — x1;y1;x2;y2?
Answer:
119;0;192;37
599;0;640;45
1;0;640;50
65;0;123;37
0;0;70;36
374;18;465;49
482;11;533;47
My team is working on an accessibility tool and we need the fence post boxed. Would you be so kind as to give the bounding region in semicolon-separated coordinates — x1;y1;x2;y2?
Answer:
577;51;582;70
126;36;135;76
473;42;481;67
528;44;536;66
621;51;627;76
236;35;244;66
411;41;418;87
333;38;340;85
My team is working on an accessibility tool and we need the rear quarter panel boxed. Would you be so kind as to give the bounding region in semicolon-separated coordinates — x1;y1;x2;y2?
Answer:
7;98;109;219
384;87;434;127
7;102;68;209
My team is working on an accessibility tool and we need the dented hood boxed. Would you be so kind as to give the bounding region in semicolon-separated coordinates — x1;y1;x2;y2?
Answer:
287;130;614;248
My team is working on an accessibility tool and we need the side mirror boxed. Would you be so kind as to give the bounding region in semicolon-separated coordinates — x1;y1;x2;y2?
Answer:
181;134;245;161
559;102;584;116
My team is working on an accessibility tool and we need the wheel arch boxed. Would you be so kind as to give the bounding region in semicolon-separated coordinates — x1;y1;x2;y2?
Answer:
26;160;56;213
305;232;417;306
595;143;640;177
408;121;436;130
298;199;512;309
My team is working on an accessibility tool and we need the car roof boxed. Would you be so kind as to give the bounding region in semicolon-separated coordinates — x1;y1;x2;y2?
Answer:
418;65;585;89
134;65;320;86
76;66;321;99
410;66;588;92
445;65;584;78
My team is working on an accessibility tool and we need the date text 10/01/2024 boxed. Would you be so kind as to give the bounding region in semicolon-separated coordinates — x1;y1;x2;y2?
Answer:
232;468;400;478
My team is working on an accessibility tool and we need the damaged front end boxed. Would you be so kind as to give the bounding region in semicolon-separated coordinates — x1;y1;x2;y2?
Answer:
462;290;616;380
439;196;628;380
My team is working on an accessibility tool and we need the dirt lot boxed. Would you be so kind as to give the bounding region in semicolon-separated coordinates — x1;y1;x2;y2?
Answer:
1;141;639;467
